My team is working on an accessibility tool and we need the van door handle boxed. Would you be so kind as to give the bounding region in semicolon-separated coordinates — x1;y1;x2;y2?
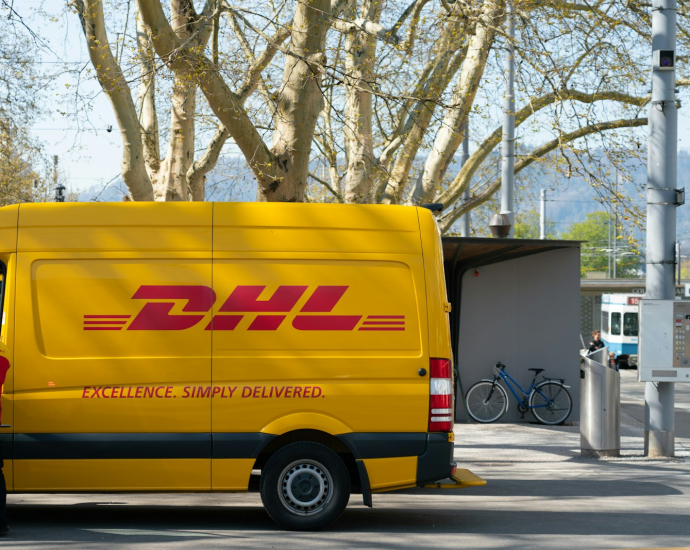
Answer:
0;425;10;428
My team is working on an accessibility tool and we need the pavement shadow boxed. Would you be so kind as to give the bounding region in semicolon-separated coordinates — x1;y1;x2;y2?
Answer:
5;503;274;543
4;502;690;540
335;507;690;537
408;478;682;498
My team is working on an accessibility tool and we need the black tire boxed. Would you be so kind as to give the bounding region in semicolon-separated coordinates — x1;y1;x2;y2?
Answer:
529;381;572;425
465;380;508;423
260;442;350;531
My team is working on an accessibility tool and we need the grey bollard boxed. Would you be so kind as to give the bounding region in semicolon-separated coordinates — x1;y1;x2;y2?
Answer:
580;349;620;457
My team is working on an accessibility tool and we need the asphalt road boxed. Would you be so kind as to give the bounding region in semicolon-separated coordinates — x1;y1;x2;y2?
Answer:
2;372;690;549
4;460;690;549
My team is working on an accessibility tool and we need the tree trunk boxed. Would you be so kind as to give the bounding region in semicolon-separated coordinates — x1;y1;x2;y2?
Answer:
409;0;504;205
148;0;203;201
75;0;154;201
342;0;382;204
378;7;469;204
260;0;332;202
154;78;197;200
136;9;160;181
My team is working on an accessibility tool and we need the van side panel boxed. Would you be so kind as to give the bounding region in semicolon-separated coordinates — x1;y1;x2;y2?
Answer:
210;257;426;433
13;203;213;491
417;208;452;360
210;204;429;489
14;459;209;491
211;458;255;491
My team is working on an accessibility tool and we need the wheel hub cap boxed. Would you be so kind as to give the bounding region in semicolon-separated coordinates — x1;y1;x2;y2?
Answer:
279;460;332;516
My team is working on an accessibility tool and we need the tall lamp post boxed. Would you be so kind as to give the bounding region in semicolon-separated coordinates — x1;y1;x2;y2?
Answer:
500;2;515;237
644;0;678;457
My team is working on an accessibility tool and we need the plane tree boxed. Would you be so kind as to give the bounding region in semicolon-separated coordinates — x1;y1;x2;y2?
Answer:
69;0;689;232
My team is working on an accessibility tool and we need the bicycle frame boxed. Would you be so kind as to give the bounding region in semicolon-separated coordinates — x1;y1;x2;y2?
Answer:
494;368;554;409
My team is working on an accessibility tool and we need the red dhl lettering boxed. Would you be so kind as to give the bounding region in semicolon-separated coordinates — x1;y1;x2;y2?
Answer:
84;285;406;332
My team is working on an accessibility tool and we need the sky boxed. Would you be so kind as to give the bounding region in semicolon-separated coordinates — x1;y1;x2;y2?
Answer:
13;1;690;202
20;2;127;195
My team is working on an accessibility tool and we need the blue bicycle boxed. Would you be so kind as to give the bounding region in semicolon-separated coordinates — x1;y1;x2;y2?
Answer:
465;362;572;425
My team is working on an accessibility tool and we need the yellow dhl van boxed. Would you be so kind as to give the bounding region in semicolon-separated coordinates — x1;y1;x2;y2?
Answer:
0;202;484;530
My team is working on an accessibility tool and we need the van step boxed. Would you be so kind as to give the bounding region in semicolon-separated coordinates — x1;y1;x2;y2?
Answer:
423;468;487;489
451;468;487;486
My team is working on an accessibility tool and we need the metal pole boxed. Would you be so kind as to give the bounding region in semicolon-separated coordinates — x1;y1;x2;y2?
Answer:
613;168;618;279
645;0;677;458
500;2;515;237
459;127;471;237
52;155;58;190
608;218;611;279
539;189;546;239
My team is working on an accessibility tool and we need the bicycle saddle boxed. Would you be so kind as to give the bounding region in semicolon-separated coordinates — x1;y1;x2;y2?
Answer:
528;368;545;374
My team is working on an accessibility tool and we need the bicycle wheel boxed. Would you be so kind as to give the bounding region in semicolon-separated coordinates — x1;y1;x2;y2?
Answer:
529;381;572;425
466;381;508;423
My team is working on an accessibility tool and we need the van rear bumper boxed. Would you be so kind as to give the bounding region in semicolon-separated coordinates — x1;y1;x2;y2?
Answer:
416;433;454;484
337;432;454;485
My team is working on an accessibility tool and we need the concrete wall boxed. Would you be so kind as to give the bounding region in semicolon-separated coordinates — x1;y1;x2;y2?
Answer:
456;248;581;422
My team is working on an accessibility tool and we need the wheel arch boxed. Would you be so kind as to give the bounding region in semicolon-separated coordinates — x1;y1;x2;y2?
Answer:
254;429;362;492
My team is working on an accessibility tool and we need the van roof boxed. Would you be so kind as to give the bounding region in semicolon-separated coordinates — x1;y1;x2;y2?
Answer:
10;202;421;232
7;202;428;255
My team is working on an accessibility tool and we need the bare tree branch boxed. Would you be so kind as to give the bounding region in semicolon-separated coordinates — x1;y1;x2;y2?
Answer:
138;0;281;192
435;88;650;208
381;0;503;205
438;117;649;233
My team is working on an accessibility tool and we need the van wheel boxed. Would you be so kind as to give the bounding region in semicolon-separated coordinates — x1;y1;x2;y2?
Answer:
260;442;350;531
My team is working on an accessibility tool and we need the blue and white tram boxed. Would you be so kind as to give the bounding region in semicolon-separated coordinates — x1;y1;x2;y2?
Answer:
601;293;640;368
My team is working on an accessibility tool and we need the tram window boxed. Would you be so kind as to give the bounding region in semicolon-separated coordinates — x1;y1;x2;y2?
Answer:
611;312;621;336
601;311;609;333
624;312;638;337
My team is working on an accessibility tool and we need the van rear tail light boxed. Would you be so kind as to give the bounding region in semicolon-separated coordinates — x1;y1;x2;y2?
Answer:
429;358;453;432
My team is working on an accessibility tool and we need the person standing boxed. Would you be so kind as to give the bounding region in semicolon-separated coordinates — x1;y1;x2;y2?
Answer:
0;350;9;536
588;330;605;353
608;352;620;372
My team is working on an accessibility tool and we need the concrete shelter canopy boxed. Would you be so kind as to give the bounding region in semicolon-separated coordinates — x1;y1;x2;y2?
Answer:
442;237;582;272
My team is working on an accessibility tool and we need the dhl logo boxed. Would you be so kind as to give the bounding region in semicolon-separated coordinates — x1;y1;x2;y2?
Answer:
84;285;405;332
